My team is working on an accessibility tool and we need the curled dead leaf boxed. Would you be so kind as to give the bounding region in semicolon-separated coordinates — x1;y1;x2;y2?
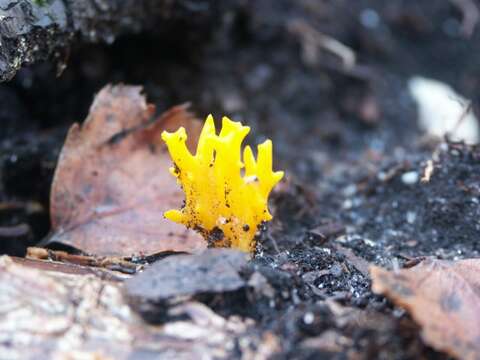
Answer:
371;259;480;360
45;85;205;256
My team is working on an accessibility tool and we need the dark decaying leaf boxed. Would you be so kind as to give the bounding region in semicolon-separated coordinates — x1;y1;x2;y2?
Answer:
125;248;249;321
371;258;480;360
46;85;205;256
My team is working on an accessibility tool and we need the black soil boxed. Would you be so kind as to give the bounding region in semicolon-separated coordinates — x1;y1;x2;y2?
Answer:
1;0;479;358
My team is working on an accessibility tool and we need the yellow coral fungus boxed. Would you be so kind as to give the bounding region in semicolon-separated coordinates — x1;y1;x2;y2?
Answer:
161;115;284;252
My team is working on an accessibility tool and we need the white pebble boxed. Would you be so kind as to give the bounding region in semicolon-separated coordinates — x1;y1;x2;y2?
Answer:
406;211;417;224
401;171;419;185
303;312;315;325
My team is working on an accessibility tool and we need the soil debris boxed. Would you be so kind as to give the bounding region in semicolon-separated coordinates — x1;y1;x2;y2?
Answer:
338;142;480;266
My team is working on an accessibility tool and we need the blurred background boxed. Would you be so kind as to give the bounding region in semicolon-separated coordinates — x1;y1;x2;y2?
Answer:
1;0;479;255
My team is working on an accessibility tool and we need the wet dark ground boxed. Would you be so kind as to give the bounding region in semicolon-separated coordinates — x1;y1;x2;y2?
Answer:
1;0;480;358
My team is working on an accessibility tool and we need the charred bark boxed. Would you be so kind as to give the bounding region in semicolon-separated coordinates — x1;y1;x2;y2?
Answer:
0;0;216;82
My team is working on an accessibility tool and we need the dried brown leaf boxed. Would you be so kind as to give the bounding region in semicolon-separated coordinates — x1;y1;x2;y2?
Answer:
371;259;480;360
47;85;205;256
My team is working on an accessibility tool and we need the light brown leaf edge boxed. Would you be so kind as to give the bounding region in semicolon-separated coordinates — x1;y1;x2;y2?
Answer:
371;259;480;360
46;84;206;256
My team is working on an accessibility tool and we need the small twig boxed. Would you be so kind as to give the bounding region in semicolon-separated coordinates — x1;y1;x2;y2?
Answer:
421;160;434;183
27;247;141;274
288;19;356;70
447;98;473;141
0;201;44;212
0;224;31;238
